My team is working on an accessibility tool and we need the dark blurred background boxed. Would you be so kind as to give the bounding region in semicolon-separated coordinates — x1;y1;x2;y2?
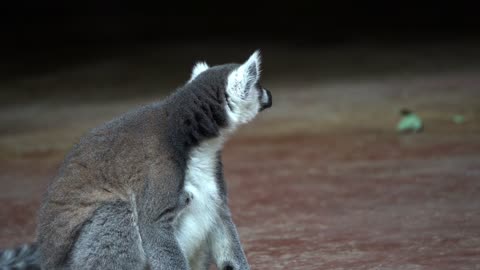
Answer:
3;2;479;44
1;2;479;85
1;2;480;269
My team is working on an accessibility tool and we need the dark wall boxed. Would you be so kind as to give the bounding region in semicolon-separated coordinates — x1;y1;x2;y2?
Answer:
1;1;478;81
3;1;479;48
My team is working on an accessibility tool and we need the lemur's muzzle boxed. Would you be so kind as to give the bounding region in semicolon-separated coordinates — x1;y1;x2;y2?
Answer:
260;88;272;111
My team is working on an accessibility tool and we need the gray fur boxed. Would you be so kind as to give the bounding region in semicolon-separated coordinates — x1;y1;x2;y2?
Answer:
68;201;149;270
188;241;211;269
209;209;250;270
0;243;40;270
31;52;271;269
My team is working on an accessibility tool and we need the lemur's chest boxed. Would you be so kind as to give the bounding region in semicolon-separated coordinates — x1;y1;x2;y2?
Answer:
174;143;222;258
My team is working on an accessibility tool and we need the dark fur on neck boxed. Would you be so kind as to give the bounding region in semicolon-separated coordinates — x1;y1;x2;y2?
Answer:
164;64;238;155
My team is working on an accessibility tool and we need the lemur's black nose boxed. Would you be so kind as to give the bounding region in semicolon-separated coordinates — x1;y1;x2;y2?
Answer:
260;89;272;111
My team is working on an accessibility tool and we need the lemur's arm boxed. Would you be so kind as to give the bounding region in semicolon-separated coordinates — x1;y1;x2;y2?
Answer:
138;166;190;270
140;223;189;270
209;205;250;270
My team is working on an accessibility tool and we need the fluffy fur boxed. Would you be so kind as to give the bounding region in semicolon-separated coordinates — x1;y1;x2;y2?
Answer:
0;243;40;269
189;62;210;82
1;51;272;270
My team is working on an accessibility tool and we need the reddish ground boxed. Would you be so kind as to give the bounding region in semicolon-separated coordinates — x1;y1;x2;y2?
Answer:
1;44;480;269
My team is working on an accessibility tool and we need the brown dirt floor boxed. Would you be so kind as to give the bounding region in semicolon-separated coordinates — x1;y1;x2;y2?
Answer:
1;43;480;269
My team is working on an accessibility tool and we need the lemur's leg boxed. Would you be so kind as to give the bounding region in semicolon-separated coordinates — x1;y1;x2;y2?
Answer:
209;207;250;270
135;165;192;270
188;240;212;270
69;201;149;270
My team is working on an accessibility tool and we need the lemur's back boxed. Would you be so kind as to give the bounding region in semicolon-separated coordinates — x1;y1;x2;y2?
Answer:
37;101;179;269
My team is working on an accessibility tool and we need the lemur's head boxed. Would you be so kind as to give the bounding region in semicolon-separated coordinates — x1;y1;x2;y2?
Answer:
187;50;272;132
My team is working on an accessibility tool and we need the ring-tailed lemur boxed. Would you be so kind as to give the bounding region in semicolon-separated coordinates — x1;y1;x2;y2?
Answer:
0;50;272;270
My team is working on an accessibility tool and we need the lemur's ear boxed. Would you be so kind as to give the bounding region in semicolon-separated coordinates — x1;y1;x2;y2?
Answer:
189;61;209;82
227;50;261;100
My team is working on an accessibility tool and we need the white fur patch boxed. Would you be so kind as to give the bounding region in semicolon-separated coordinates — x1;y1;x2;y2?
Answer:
129;192;147;264
189;61;210;82
225;50;262;127
174;136;224;261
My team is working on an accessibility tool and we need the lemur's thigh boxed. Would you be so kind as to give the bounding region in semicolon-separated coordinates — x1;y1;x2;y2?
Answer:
68;201;148;270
